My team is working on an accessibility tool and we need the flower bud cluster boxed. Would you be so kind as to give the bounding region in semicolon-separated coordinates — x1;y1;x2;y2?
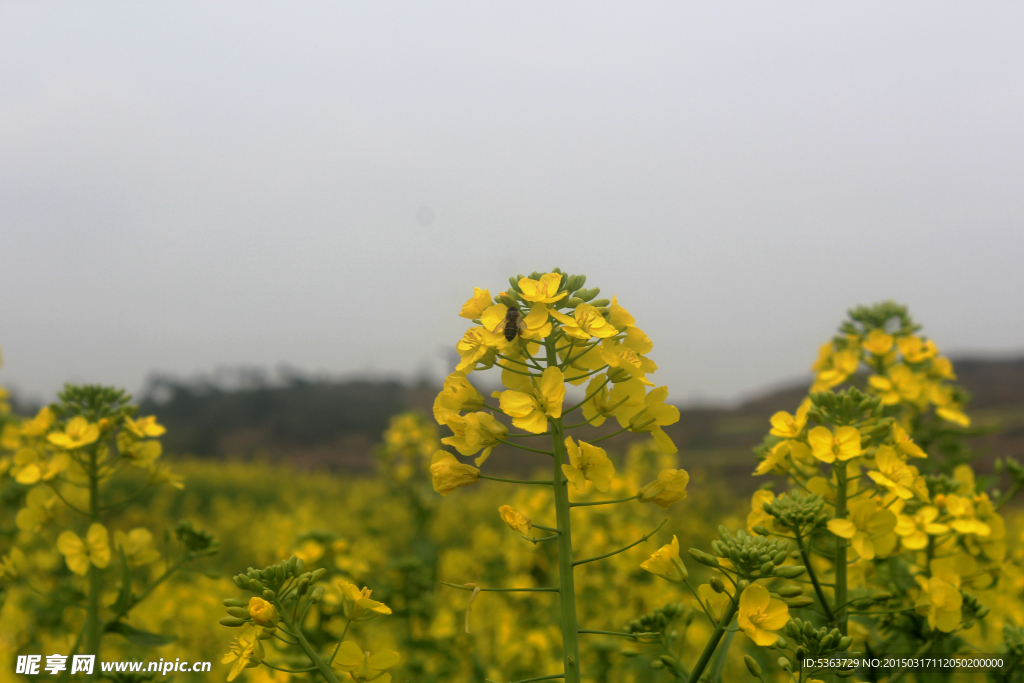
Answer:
807;387;882;427
706;526;801;579
759;492;826;534
782;618;854;659
625;602;691;636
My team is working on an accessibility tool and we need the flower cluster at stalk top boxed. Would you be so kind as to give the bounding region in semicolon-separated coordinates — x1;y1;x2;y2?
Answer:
430;270;680;480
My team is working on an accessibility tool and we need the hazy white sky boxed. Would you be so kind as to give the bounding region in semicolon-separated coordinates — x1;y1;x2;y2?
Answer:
1;1;1022;405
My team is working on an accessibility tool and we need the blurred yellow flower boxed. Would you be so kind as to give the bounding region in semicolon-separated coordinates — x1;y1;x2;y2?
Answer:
898;336;938;363
333;641;399;683
57;523;111;575
892;423;926;458
0;547;25;581
562;438;614;492
895;506;948;550
441;411;508;466
223;624;265;681
863;329;894;356
15;486;58;532
737;584;789;646
914;575;962;632
47;417;100;449
433;372;485;424
640;535;687;584
114;528;161;566
638;469;689;509
498;505;531;533
11;447;69;484
20;406;55;437
124;415;166;438
868;446;916;499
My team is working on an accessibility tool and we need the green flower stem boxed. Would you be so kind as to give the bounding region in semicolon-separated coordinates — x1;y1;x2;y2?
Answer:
569;494;639;507
531;523;561;533
46;484;90;516
326;620;351;665
572;519;666;566
577;629;657;640
682;579;717;626
563;375;611;415
494;439;555;456
685;590;740;683
562;397;630;429
479;474;554;485
708;629;735;683
279;609;341;683
523;534;559;544
85;445;101;682
587;419;655;445
495;363;542;378
560;340;603;369
548;336;582;683
261;662;319;674
441;582;559;593
834;464;849;636
794;529;835;624
564;366;610;383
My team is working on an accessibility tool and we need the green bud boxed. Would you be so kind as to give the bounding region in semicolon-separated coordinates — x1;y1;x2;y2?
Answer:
688;548;720;568
744;655;762;677
777;586;803;598
651;660;664;669
258;626;276;640
499;293;519;309
773;565;807;579
871;590;893;601
751;525;771;536
220;617;248;627
226;607;251;619
775;635;787;649
777;657;792;672
310;568;327;582
249;579;264;592
262;589;275;600
760;561;775;575
819;634;835;649
309;586;325;604
620;649;640;658
509;276;523;293
837;636;853;651
298;578;309;596
773;551;788;565
566;297;584;308
710;577;725;593
785;596;815;608
590;298;610;308
232;575;248;589
578;288;599;302
837;668;858;678
295;557;305;574
223;598;248;607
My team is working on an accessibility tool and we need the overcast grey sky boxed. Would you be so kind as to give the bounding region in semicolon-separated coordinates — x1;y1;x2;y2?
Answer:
1;1;1022;405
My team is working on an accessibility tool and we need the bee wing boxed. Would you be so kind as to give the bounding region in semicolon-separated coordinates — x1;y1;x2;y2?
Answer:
491;317;508;335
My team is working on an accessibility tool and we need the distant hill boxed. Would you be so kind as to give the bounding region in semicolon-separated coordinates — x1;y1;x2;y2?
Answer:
132;357;1024;478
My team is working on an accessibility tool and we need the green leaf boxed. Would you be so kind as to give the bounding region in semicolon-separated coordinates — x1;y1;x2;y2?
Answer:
105;621;178;646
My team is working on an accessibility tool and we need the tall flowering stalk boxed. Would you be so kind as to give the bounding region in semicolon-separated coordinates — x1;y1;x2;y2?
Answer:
431;270;686;683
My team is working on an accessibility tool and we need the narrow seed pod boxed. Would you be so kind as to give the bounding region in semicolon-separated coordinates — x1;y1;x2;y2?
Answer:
785;596;815;608
744;655;762;677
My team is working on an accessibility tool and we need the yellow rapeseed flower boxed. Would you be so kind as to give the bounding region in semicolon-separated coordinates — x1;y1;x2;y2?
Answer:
498;505;531;533
625;387;680;453
497;366;564;433
562;438;615;492
124;415;166;438
10;447;69;485
944;495;990;536
47;417;100;450
862;329;894;356
769;401;810;439
550;303;618;340
869;365;922;405
248;597;279;625
15;486;58;532
333;641;399;683
114;528;161;566
868;446;917;500
600;341;656;386
737;584;789;646
517;273;566;304
20;406;55;437
0;547;25;581
223;624;265;681
441;411;508;465
638;469;689;509
895;506;948;550
808;425;861;463
640;535;687;584
581;376;610;427
57;523;111;575
459;287;492;319
455;327;499;373
337;581;393;622
827;499;897;560
914;575;962;632
433;372;485;424
429;451;480;496
893;423;926;458
898;336;938;363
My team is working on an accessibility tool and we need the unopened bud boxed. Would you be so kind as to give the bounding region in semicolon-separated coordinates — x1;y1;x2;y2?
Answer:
262;589;276;601
777;585;803;598
777;657;792;672
688;549;720;568
744;655;762;677
710;577;725;593
773;565;807;579
249;579;264;592
785;596;815;608
220;617;248;627
837;636;853;651
223;598;248;607
309;585;325;603
226;607;250;619
298;578;309;595
752;525;771;536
